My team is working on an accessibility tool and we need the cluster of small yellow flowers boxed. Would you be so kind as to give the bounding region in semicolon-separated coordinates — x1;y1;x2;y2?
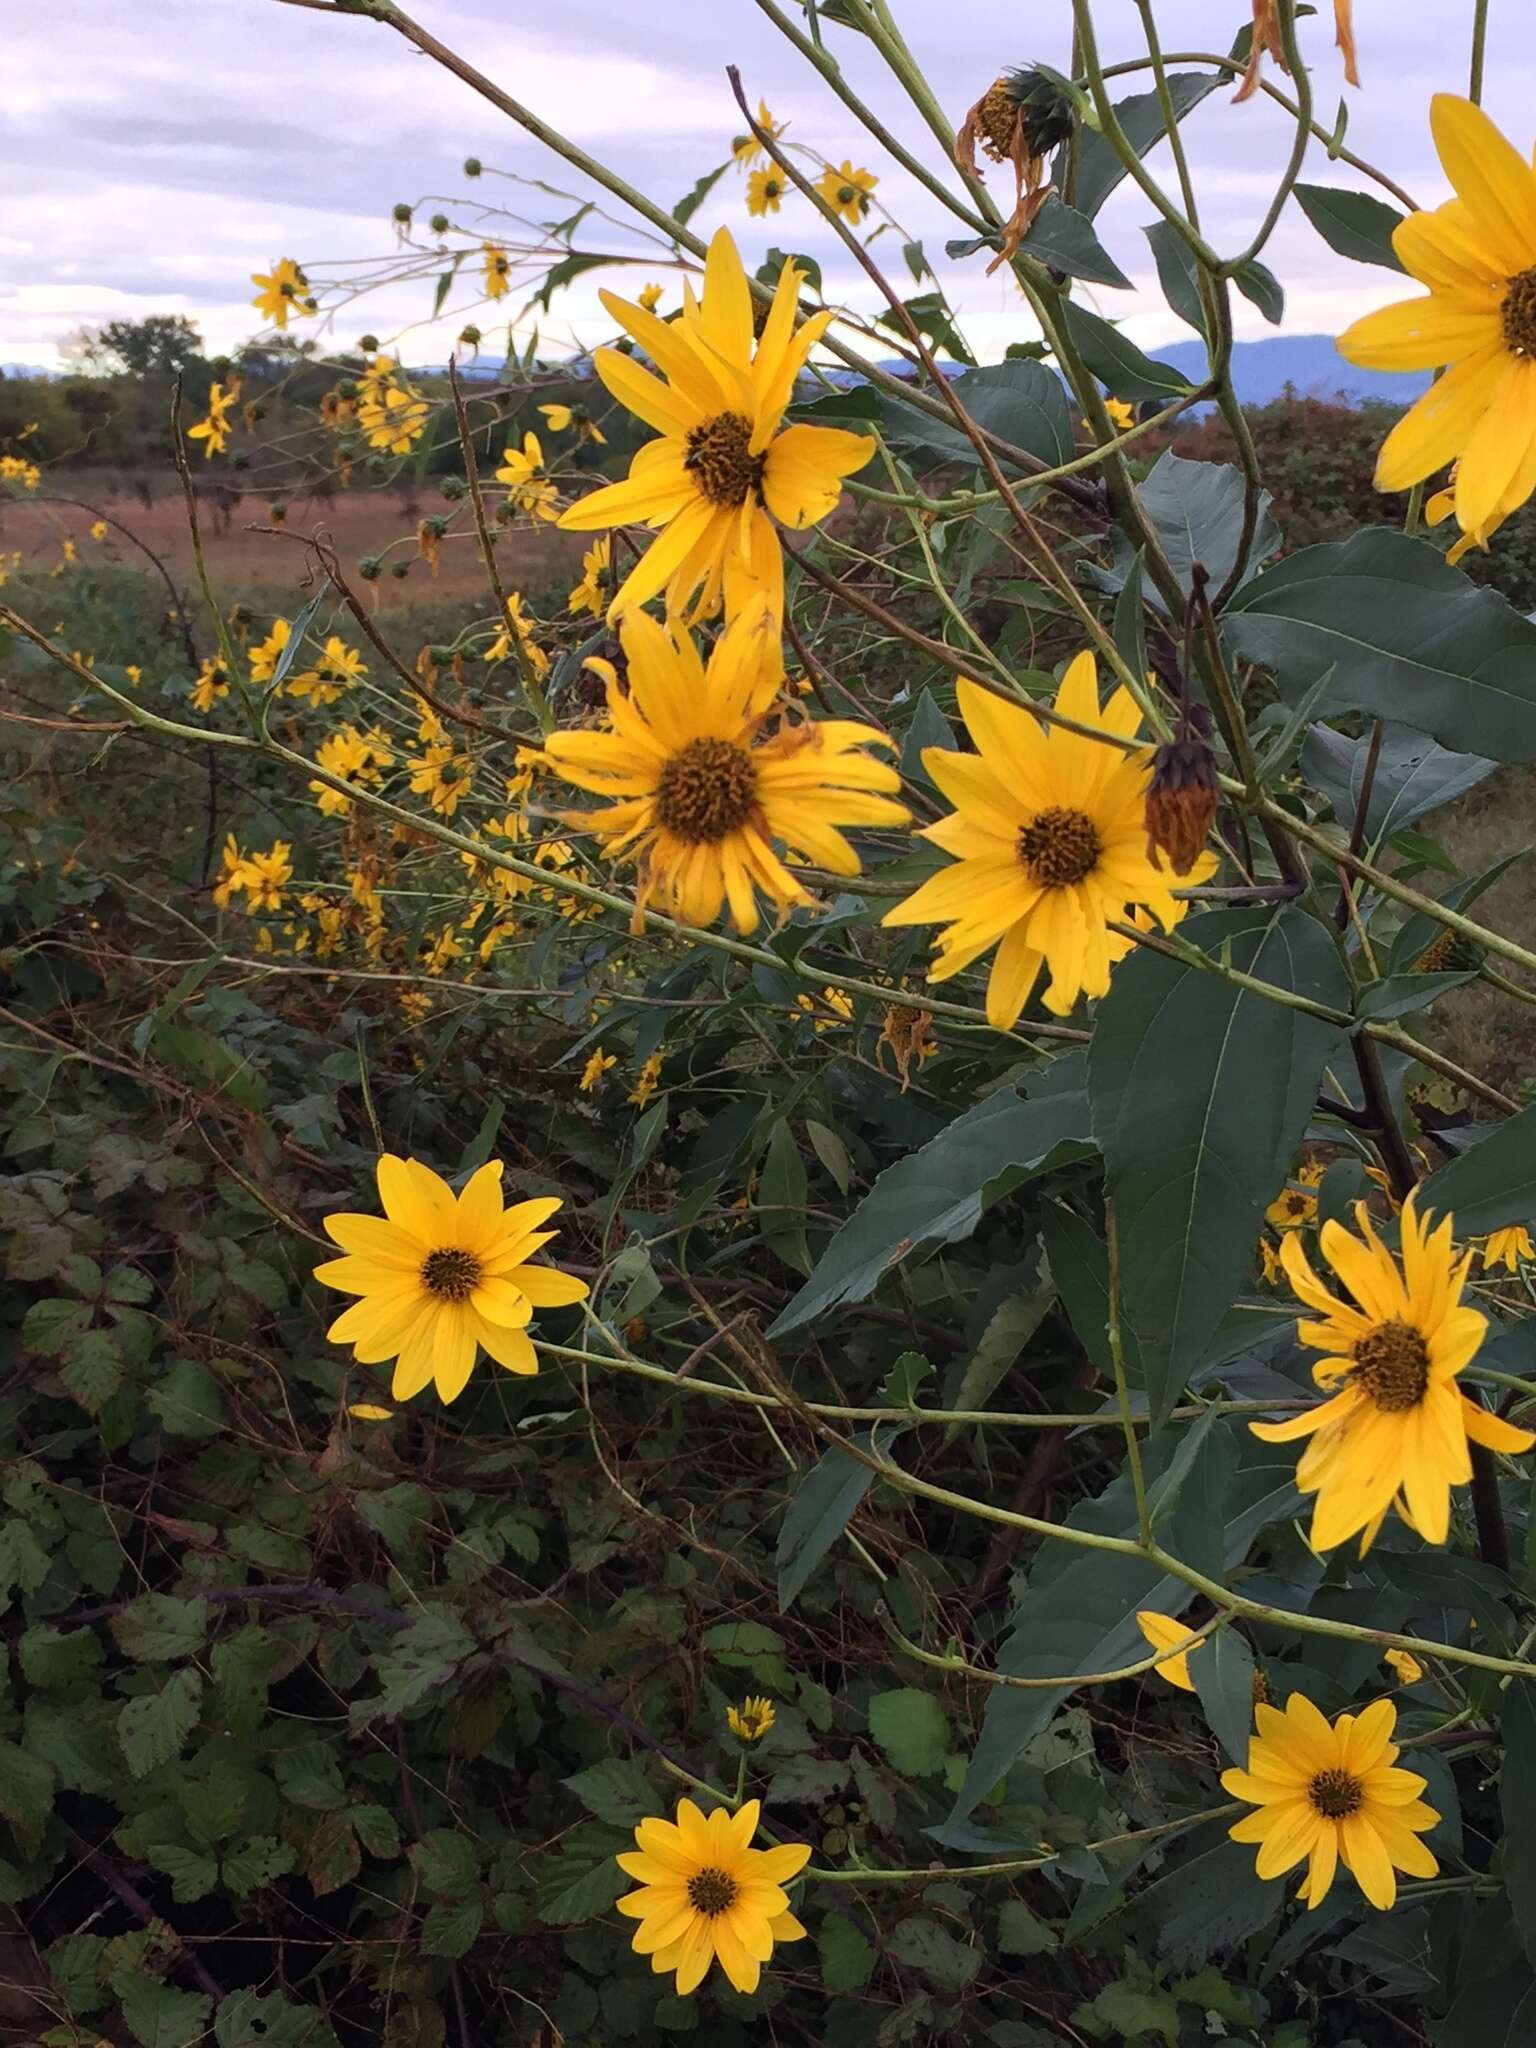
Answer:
398;988;433;1024
486;591;550;676
816;160;878;224
249;618;291;684
495;431;560;522
482;242;511;299
288;635;367;707
0;454;42;490
794;987;854;1033
187;378;242;459
190;656;233;714
212;835;295;915
420;925;466;976
579;1046;618;1092
538;401;607;447
309;725;390;816
356;355;429;456
627;1053;664;1108
251;257;316;329
566;539;610;619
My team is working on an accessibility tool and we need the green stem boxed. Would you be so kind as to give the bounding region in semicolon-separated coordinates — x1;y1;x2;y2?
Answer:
1223;0;1313;273
1470;0;1491;103
804;1803;1238;1885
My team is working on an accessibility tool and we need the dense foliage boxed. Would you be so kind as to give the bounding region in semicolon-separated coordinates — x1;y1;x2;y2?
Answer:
8;6;1536;2047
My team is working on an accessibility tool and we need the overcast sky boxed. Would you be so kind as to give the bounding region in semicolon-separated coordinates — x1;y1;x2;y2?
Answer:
0;1;1518;375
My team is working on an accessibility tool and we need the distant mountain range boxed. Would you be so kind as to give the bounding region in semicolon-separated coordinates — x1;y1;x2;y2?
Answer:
1158;334;1429;407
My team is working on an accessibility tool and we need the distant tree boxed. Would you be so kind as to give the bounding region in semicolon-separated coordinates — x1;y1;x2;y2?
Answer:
82;316;205;379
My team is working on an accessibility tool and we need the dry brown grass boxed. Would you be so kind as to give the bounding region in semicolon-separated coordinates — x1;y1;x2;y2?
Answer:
0;465;586;612
1415;767;1536;1103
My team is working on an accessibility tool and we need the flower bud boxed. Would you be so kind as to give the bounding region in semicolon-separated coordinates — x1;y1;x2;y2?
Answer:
463;156;482;177
1144;727;1219;875
430;213;449;234
392;203;413;224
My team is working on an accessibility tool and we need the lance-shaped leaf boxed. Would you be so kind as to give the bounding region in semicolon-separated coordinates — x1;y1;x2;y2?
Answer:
1302;721;1496;843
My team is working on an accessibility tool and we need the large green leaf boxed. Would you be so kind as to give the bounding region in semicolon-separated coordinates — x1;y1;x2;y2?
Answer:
1224;528;1536;762
1073;74;1221;219
941;1432;1299;1831
1418;1103;1536;1234
1133;451;1279;602
1055;300;1193;403
1302;721;1496;843
1388;848;1531;971
1089;908;1351;1427
1019;195;1131;287
777;1437;886;1610
769;1058;1092;1335
1293;182;1407;272
878;359;1074;474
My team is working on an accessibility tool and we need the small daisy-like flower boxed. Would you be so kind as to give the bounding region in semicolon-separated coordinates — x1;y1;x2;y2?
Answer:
580;1046;618;1093
628;1053;665;1108
567;537;610;619
89;519;108;541
816;160;878;224
726;1696;776;1743
314;1155;587;1402
1384;1648;1425;1686
542;596;906;935
1266;1185;1318;1234
1479;1224;1534;1273
732;99;784;169
747;169;787;218
288;635;367;708
1223;1694;1435;1911
251;257;316;329
615;1797;809;1996
249;618;291;684
495;430;560;522
190;656;232;714
482;243;511;299
1252;1192;1535;1552
409;743;475;818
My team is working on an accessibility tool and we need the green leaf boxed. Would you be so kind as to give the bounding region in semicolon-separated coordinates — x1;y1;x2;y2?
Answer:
1074;74;1221;219
533;251;610;312
945;1289;1055;1423
1144;221;1210;338
1131;451;1280;602
215;1989;340;2048
422;1897;483;1959
804;1117;852;1195
113;1973;213;2048
1055;299;1193;402
1090;908;1351;1426
60;1328;122;1413
1293;182;1407;271
411;1828;479;1896
1140;1832;1284;1967
1303;720;1496;843
111;1593;209;1661
118;1667;203;1776
777;1441;881;1610
878;359;1074;475
1503;1671;1536;1966
818;1912;876;1991
222;1836;296;1896
303;1812;360;1897
1224;528;1536;762
564;1759;663;1826
536;1824;629;1925
19;1622;102;1689
880;1351;933;1407
998;1898;1059;1956
353;1608;475;1724
351;1805;402;1859
1233;256;1284;325
1191;1630;1257;1766
1017;194;1131;287
673;162;729;228
887;1914;981;1991
1419;1103;1536;1235
1356;970;1478;1022
145;1359;227;1438
146;1842;220;1903
759;1118;811;1275
44;1933;109;2015
0;1737;54;1834
868;1688;951;1777
1389;847;1530;972
1073;1980;1179;2046
772;1059;1092;1335
20;1296;91;1356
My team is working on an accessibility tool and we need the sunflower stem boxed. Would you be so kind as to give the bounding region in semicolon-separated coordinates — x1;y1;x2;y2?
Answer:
1470;0;1491;103
803;1803;1240;1885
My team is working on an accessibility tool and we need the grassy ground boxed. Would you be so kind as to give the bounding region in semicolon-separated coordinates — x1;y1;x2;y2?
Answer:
0;465;587;613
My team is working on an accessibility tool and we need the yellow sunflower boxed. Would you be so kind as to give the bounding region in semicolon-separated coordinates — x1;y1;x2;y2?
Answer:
615;1797;809;1997
556;227;874;623
540;595;906;933
883;653;1213;1029
1223;1694;1437;1911
314;1155;587;1404
1134;1611;1202;1692
1266;1184;1318;1234
1251;1192;1534;1552
1337;96;1536;552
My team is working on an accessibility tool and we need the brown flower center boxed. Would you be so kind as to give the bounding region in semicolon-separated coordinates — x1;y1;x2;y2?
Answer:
1308;1768;1363;1820
654;738;758;843
1352;1317;1431;1413
686;1866;738;1916
1018;806;1101;888
977;78;1019;161
1503;267;1536;356
683;412;764;507
420;1247;483;1301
